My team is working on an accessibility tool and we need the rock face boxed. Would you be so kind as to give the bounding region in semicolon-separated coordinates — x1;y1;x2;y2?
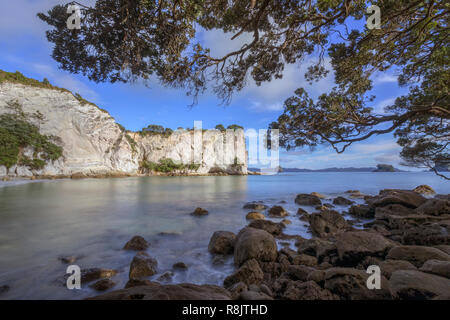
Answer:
88;282;231;300
0;82;247;177
234;228;277;266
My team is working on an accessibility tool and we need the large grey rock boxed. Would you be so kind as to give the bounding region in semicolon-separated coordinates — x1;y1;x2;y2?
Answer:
389;270;450;299
309;210;349;238
371;189;427;208
420;259;450;278
386;245;450;268
415;198;450;216
234;228;277;266
379;260;417;279
335;231;396;265
208;231;236;255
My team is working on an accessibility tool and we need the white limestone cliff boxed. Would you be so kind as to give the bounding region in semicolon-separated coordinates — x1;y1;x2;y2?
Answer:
0;82;247;177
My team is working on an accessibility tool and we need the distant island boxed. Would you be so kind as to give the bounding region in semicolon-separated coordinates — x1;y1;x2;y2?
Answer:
249;164;407;173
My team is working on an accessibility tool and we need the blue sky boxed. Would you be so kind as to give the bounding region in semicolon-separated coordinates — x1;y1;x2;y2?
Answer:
0;0;414;170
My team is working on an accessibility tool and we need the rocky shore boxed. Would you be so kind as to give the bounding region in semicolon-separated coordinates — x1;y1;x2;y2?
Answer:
56;185;449;300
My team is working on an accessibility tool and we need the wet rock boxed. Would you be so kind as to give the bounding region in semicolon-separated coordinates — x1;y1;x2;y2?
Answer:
311;192;327;199
157;271;174;282
335;231;396;266
228;282;247;299
212;255;226;266
129;252;158;279
239;290;273;300
309;210;349;238
283;280;337;300
268;206;289;217
234;228;277;266
125;279;152;288
420;260;450;278
348;204;374;219
332;196;355;206
172;262;188;270
371;189;427;209
401;222;450;246
80;268;118;284
297;207;308;216
286;265;315;281
88;282;231;300
191;207;209;216
389;270;450;299
208;231;236;255
281;219;291;226
89;279;116;291
413;185;436;195
246;211;265;220
323;267;392;300
248;219;284;236
295;194;322;206
243;202;267;210
378;260;417;279
415;198;450;216
224;259;264;287
292;254;318;266
386;245;450;268
123;236;149;251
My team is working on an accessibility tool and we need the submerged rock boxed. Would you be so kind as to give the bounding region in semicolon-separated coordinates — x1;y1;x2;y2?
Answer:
208;231;236;255
172;262;188;270
311;192;327;199
243;202;267;210
129;252;158;279
123;236;149;251
191;207;209;216
80;268;118;284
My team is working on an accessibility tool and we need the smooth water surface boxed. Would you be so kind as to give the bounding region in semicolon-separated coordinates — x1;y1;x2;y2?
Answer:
0;172;448;299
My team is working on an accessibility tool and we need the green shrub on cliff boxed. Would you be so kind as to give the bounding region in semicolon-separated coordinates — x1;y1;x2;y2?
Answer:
139;158;200;173
0;101;63;171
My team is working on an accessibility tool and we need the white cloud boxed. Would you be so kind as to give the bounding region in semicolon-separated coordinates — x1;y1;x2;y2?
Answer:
373;73;398;84
373;97;396;114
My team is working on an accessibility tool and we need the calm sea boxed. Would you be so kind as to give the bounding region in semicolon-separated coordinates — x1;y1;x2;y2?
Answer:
0;172;448;299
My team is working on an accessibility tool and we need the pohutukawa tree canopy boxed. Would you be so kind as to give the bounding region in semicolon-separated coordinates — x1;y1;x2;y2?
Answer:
38;0;449;178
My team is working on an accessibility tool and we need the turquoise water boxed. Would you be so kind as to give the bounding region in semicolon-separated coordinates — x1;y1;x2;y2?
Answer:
0;172;448;299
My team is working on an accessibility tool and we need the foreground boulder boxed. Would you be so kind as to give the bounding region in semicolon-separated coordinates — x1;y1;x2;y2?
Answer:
323;268;392;300
389;270;450;299
268;206;289;217
295;194;322;206
129;252;158;279
282;280;337;300
371;189;427;208
379;260;417;279
80;268;118;284
208;231;236;255
248;219;284;236
309;210;349;238
419;260;450;278
223;259;264;287
87;282;231;300
335;231;396;266
123;236;149;251
386;245;450;268
234;228;277;266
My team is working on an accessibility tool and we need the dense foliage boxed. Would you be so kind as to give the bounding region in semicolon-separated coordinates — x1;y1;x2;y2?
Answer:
140;158;200;173
0;100;63;172
38;1;449;178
